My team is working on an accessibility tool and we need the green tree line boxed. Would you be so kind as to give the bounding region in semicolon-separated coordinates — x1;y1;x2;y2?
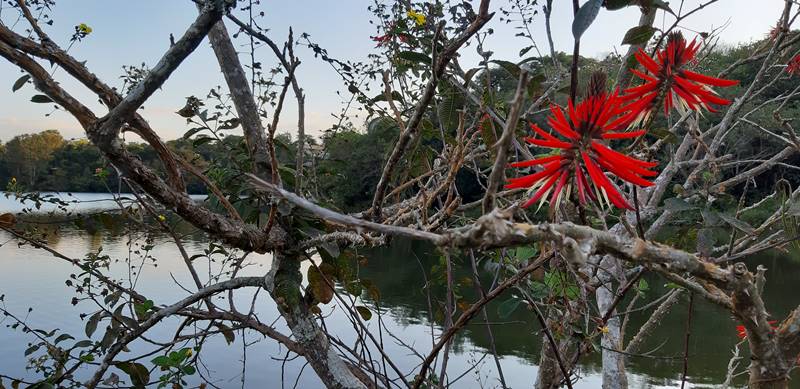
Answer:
2;37;798;213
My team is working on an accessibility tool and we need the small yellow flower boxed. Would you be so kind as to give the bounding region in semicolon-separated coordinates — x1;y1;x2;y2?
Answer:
157;214;166;222
78;23;92;35
10;177;16;185
407;10;426;26
600;326;610;334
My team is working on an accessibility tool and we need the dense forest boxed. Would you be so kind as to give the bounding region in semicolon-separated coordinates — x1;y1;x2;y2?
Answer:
2;35;799;213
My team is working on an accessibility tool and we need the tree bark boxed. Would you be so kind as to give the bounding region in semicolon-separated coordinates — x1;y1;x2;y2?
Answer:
266;252;367;389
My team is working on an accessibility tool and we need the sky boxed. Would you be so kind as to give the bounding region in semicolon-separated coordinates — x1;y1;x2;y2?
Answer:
0;0;787;142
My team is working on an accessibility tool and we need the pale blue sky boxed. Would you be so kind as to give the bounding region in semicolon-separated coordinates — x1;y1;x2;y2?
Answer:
0;0;786;142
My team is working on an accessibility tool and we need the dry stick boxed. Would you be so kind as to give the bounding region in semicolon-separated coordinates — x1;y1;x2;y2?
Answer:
172;153;243;222
204;13;274;182
468;251;508;389
0;226;146;302
305;257;411;388
438;251;455;388
680;293;695;389
84;277;267;388
225;15;306;189
481;72;529;214
615;6;656;88
528;296;575;389
127;185;213;311
370;0;493;220
3;9;279;251
568;0;580;102
410;256;548;389
600;268;644;325
249;174;445;244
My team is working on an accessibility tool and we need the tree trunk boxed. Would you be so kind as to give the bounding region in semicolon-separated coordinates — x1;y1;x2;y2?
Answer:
267;252;367;389
596;255;628;389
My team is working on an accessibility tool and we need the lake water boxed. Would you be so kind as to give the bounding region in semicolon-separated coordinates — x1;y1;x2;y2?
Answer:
0;193;795;388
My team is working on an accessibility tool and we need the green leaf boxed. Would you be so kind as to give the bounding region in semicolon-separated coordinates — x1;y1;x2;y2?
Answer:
490;60;521;79
12;75;30;92
54;333;75;344
527;72;546;98
369;90;404;104
25;344;40;356
605;0;636;10
182;127;204;139
572;0;603;39
26;382;54;389
355;306;372;321
115;362;150;389
497;297;521;319
463;67;481;88
218;117;240;130
622;25;657;45
397;51;432;64
360;279;381;301
307;266;334;304
637;278;649;293
718;213;756;235
513;245;538;262
664;197;695;212
151;355;171;367
85;311;103;338
530;281;549;299
215;323;236;345
30;94;53;103
72;340;94;348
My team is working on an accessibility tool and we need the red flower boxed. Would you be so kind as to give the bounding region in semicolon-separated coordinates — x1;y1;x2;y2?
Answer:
787;55;800;76
371;34;392;46
736;320;778;339
622;32;739;125
506;89;658;210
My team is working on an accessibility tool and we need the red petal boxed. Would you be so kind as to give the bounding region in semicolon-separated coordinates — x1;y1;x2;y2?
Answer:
681;70;739;87
635;49;661;75
521;169;563;208
582;152;632;209
630;68;657;82
527;138;573;149
505;161;563;189
529;124;559;142
595;157;655;187
549;106;580;139
548;170;570;205
592;141;659;171
509;155;562;168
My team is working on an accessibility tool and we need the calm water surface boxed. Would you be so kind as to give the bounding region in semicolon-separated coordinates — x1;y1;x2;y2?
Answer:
1;193;795;388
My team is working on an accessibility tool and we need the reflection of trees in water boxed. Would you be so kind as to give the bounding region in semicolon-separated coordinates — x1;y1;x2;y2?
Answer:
357;238;798;385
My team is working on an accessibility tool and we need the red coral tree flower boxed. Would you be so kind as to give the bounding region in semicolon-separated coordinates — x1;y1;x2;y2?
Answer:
736;321;778;339
621;31;739;125
505;87;658;210
787;55;800;76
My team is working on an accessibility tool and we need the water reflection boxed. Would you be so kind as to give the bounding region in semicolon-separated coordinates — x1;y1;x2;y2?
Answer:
2;193;792;388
